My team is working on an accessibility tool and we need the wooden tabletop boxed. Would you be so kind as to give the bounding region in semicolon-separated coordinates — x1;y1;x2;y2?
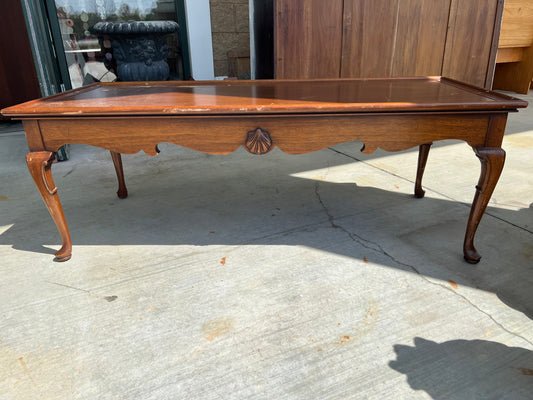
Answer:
2;77;527;117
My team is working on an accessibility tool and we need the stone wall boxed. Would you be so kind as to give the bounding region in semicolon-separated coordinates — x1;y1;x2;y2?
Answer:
209;0;250;78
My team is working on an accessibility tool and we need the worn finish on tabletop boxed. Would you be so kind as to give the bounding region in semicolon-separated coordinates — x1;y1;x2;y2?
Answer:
1;77;527;262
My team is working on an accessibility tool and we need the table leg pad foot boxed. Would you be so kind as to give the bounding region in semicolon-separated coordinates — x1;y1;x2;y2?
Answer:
54;253;72;262
464;247;481;264
414;189;426;199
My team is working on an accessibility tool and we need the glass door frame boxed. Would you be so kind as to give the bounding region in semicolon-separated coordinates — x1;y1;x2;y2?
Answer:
43;0;72;90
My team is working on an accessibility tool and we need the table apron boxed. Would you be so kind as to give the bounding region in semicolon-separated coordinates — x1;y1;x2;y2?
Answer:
30;113;497;155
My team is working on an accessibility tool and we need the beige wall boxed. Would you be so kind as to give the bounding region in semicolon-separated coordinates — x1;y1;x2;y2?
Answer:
209;0;250;78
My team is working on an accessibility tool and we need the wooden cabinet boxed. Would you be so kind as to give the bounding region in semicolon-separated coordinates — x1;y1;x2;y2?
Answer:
274;0;503;89
493;0;533;94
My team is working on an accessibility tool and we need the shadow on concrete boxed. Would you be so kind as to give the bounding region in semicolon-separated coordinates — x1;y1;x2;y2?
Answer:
389;337;533;399
1;151;531;319
0;120;22;134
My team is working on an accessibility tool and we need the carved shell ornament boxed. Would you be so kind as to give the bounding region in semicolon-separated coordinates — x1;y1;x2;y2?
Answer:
245;128;273;155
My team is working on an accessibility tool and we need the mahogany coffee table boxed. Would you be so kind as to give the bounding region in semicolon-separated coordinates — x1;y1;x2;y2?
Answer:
1;77;527;263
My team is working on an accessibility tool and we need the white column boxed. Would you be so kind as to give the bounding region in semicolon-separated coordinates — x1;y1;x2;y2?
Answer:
249;0;255;79
183;0;215;80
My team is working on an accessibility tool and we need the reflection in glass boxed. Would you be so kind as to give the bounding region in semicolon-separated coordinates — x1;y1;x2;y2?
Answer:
53;1;181;88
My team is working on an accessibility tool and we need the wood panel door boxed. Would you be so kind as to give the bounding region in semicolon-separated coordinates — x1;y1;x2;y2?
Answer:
392;0;451;77
274;0;344;78
340;0;399;78
442;0;502;88
275;0;502;88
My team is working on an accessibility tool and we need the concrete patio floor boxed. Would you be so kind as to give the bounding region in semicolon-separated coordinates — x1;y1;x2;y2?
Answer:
0;91;532;399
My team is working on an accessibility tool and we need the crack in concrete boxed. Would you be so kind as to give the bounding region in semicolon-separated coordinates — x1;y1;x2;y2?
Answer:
328;147;533;235
313;177;533;347
45;281;90;293
328;147;453;200
61;164;77;178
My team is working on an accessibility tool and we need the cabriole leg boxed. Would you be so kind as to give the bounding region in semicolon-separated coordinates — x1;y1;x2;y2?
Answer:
26;151;72;261
414;142;432;198
110;151;128;199
463;147;505;264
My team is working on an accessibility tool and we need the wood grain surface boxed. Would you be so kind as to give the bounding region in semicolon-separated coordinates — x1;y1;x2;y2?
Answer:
493;0;533;94
33;113;491;156
442;0;500;88
392;0;450;77
2;78;526;117
340;0;399;78
494;45;533;94
274;0;344;78
275;0;502;88
498;0;533;48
